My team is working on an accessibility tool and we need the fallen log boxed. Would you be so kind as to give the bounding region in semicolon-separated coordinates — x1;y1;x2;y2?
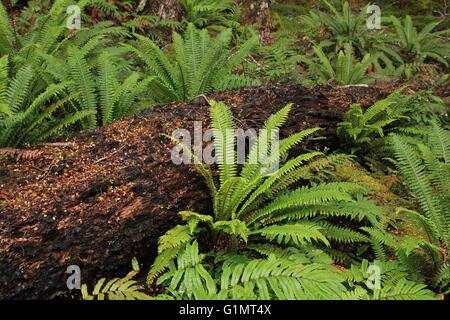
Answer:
0;83;398;299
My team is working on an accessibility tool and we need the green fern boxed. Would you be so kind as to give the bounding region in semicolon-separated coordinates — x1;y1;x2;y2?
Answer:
82;258;152;300
0;2;14;56
365;127;450;291
299;43;379;85
301;1;372;55
156;241;349;300
148;101;387;299
128;23;259;103
343;260;437;300
0;57;92;147
180;0;241;31
337;89;438;157
380;15;450;78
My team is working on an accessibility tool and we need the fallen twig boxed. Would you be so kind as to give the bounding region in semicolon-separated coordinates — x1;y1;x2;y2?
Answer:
94;145;126;164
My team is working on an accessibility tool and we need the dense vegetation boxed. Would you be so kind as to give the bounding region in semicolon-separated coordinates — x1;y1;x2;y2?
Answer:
1;0;449;301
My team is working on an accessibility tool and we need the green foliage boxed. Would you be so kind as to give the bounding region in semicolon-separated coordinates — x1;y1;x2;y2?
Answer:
256;37;302;82
180;0;241;31
368;124;450;291
97;53;154;125
0;1;13;57
271;1;309;38
128;23;259;103
0;1;155;146
82;258;153;300
157;241;349;300
337;89;444;159
343;259;437;300
380;15;450;78
301;0;371;54
1;1;126;62
154;241;438;300
391;125;450;249
147;101;388;299
299;43;379;85
338;89;412;153
0;55;93;147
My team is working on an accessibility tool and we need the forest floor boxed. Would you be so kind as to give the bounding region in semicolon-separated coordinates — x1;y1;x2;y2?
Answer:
0;81;446;299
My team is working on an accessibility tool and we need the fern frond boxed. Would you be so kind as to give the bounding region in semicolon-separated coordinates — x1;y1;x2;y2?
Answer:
390;134;444;234
158;225;194;253
0;2;13;56
210;100;236;185
82;271;151;300
67;46;97;127
219;259;346;300
97;52;118;125
250;222;330;247
6;65;34;113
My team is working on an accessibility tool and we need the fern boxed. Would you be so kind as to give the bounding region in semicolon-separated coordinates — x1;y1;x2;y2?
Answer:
148;101;387;299
158;242;348;300
82;258;152;300
343;260;437;300
218;258;346;300
0;2;13;56
0;61;91;147
210;100;237;187
337;89;438;158
390;135;445;238
128;23;259;103
250;223;331;247
180;0;241;31
299;43;379;85
258;38;302;82
67;46;97;128
364;128;450;291
380;15;450;78
301;1;372;55
96;52;154;125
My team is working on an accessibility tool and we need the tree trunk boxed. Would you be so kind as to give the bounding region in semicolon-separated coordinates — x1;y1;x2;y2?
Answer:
147;0;182;21
237;0;273;44
238;0;273;28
